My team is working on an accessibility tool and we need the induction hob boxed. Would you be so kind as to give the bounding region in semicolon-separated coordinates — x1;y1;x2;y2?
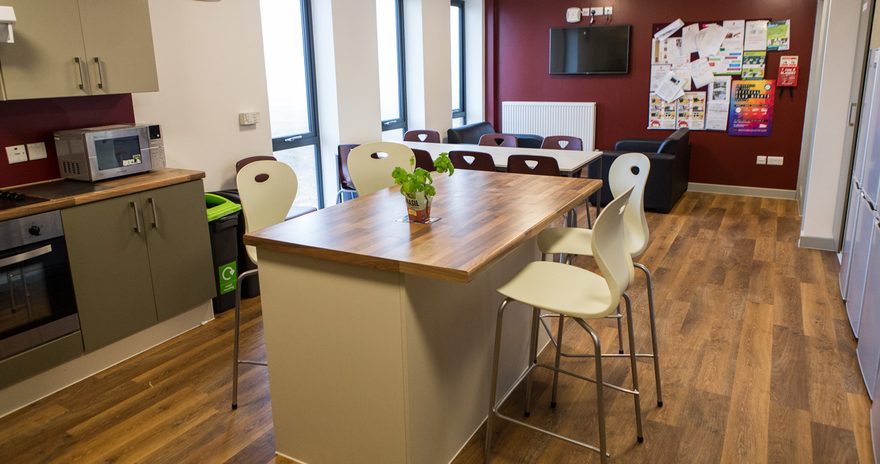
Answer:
0;190;48;211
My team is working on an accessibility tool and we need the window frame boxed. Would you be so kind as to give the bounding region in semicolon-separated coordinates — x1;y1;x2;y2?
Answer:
451;0;466;122
269;0;324;208
380;0;408;133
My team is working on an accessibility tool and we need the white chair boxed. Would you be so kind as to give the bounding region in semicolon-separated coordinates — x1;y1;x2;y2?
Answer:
486;188;643;464
232;160;298;410
536;152;662;407
346;142;414;196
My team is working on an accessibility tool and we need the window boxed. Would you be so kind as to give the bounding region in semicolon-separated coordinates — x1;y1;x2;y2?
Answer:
377;0;407;138
260;0;324;208
451;0;465;123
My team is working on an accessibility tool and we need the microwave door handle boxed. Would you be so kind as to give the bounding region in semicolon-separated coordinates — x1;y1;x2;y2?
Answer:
0;244;53;269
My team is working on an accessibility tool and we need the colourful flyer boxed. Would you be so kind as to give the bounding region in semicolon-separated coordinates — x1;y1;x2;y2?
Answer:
728;80;776;136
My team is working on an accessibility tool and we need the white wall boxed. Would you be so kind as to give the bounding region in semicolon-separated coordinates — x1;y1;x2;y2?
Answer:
799;0;862;249
404;0;453;138
132;0;273;192
464;0;484;124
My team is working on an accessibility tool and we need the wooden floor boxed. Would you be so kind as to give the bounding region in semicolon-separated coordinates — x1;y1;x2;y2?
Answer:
0;192;871;463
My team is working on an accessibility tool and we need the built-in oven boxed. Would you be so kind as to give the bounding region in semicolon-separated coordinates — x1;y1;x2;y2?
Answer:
0;211;79;361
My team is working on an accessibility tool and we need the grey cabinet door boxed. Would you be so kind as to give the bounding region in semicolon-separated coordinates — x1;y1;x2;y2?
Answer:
78;0;158;94
0;0;90;100
142;181;215;321
62;194;158;351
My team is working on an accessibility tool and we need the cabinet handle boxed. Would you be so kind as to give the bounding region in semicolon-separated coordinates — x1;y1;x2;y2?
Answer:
148;197;159;229
130;201;143;233
94;57;105;90
74;57;86;90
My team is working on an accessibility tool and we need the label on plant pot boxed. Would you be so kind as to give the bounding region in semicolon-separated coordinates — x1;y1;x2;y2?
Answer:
405;194;432;223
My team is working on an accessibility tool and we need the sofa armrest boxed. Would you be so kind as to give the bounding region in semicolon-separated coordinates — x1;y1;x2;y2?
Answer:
614;139;663;153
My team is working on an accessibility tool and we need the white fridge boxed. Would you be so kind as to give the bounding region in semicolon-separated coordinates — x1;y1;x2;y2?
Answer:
843;49;880;336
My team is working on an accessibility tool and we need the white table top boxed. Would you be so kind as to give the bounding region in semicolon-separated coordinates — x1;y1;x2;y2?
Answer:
400;141;603;175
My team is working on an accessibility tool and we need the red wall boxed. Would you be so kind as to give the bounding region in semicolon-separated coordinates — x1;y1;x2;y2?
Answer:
0;95;135;188
485;0;818;190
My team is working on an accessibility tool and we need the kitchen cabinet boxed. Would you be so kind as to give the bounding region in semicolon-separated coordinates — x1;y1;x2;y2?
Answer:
0;0;158;100
63;180;214;351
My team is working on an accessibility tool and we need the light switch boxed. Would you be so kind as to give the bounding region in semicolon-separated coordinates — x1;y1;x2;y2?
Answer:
238;112;260;126
6;145;27;164
26;142;47;160
767;156;784;166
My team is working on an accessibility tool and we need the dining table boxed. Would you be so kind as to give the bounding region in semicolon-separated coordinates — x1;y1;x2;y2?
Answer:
245;170;602;463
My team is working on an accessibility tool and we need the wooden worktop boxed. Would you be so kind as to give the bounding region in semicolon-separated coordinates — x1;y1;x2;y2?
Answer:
245;170;601;283
0;169;206;222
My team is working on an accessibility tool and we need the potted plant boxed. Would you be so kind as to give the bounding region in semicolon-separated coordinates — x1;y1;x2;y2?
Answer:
392;153;454;223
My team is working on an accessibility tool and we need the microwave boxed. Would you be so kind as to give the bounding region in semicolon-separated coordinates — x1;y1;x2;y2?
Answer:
54;124;165;182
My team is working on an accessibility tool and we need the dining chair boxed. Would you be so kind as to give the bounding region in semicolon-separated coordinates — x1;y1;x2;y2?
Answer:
404;129;441;143
336;144;359;203
236;155;277;172
413;148;436;172
479;133;518;147
541;135;584;151
506;155;561;176
347;142;414;196
232;160;298;410
536;152;662;407
449;150;497;172
486;188;643;464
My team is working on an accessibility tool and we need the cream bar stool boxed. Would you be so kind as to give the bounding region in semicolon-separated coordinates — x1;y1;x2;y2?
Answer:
232;160;298;410
347;142;414;196
486;188;643;464
537;152;662;407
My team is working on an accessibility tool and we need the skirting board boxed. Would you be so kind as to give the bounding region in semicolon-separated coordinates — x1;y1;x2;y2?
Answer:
0;300;214;418
688;182;798;200
799;235;838;251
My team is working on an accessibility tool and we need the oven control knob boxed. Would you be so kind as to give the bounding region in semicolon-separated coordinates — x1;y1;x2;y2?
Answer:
28;225;41;236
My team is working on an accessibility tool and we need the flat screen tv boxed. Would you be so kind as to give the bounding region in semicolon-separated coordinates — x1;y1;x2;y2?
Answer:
549;25;631;75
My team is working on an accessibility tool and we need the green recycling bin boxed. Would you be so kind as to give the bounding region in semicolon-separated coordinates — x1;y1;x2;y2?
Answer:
206;193;242;313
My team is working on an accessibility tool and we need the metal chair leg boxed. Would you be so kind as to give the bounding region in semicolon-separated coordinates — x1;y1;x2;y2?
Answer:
524;307;540;417
635;262;663;406
586;199;593;228
550;315;565;408
623;294;644;443
485;298;511;463
573;318;609;464
231;268;260;410
616;302;624;354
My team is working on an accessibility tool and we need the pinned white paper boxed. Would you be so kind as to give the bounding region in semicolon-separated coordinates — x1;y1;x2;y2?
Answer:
655;19;684;41
706;76;732;131
690;58;714;89
650;64;673;92
697;24;726;59
681;23;699;54
656;72;686;102
745;20;768;51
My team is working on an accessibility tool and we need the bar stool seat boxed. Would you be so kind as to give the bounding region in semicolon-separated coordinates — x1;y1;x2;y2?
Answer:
498;261;611;317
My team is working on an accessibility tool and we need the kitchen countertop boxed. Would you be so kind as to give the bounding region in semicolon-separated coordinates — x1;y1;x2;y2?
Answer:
0;169;206;222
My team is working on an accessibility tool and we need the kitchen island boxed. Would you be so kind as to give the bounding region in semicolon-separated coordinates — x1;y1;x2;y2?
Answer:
245;170;601;463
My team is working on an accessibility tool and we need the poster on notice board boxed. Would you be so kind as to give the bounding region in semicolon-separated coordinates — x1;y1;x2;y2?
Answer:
728;80;776;136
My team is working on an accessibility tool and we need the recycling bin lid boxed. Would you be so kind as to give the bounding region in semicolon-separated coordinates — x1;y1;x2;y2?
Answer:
206;193;242;222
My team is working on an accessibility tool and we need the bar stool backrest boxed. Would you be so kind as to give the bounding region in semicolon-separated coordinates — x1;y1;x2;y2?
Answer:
591;187;635;314
237;160;298;264
347;142;414;196
609;153;651;257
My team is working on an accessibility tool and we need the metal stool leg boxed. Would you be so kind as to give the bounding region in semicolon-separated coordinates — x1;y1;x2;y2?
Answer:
485;298;511;463
573;318;609;464
635;262;663;406
616;303;624;354
623;294;644;442
524;307;540;417
231;268;260;410
550;315;565;408
585;199;593;228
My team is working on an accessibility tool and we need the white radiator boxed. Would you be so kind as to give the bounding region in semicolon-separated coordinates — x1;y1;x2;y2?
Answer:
501;101;597;151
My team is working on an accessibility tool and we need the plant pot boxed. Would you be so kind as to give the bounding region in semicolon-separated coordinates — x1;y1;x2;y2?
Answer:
404;192;433;223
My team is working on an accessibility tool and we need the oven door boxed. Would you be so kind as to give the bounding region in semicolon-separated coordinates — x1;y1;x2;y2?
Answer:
85;127;152;181
0;236;80;361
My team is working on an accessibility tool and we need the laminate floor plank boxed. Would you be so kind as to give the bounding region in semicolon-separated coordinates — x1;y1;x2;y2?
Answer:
0;193;871;464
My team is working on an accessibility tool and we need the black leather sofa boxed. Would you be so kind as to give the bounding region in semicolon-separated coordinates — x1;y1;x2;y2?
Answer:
447;121;544;148
589;128;691;213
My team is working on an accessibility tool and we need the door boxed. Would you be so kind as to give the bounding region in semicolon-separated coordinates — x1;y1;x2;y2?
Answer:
78;0;158;94
142;181;215;321
0;0;90;100
62;194;158;351
858;214;880;397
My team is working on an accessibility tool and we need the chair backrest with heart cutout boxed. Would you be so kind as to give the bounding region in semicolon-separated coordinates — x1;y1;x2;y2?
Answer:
541;135;583;151
506;155;560;177
404;129;441;143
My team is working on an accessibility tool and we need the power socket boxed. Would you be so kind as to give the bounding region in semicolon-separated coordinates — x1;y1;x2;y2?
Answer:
5;145;27;164
604;6;613;15
767;156;784;166
590;7;604;16
756;155;767;165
